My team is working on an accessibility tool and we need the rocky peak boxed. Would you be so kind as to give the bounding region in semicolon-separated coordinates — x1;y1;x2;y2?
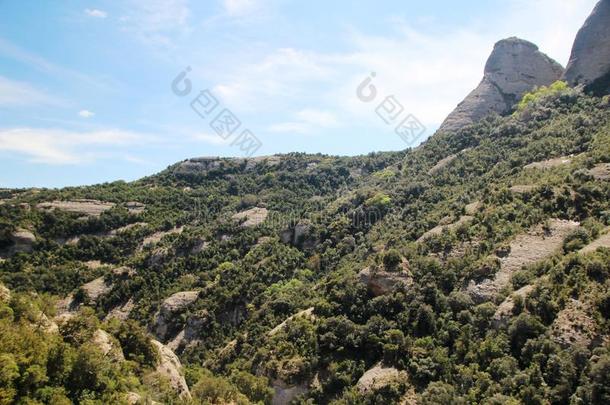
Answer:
564;0;610;95
439;37;564;133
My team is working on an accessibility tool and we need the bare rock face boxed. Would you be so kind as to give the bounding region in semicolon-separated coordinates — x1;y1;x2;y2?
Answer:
174;156;280;176
91;329;124;361
357;364;409;394
564;0;610;95
150;340;192;400
36;200;115;217
105;298;135;321
468;219;580;303
9;228;36;253
359;260;412;296
492;284;534;328
153;291;200;341
232;207;269;227
439;37;564;133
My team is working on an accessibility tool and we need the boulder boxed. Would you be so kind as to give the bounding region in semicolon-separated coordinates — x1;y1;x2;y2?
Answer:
439;37;563;133
564;0;610;95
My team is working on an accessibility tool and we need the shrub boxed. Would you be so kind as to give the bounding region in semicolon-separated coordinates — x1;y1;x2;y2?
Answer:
517;81;569;111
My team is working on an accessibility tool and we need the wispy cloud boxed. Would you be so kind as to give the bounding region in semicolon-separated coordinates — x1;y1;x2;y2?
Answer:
0;128;151;164
120;0;191;47
85;8;108;18
0;76;61;107
211;0;597;134
213;47;334;111
223;0;260;17
0;37;115;91
78;110;95;118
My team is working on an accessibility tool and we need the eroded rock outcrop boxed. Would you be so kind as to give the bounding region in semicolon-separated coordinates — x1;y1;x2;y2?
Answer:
439;37;563;133
174;156;281;176
36;200;115;217
232;207;268;227
564;0;610;95
153;291;200;341
91;329;124;361
359;260;412;296
468;219;580;302
268;308;315;336
493;284;535;328
357;364;409;394
9;228;36;253
417;215;474;243
151;340;191;400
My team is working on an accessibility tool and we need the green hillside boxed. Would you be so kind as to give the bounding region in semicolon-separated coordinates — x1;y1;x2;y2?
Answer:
1;88;610;404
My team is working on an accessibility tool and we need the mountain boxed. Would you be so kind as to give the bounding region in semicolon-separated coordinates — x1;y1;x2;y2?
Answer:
1;3;610;405
438;37;564;133
564;0;610;95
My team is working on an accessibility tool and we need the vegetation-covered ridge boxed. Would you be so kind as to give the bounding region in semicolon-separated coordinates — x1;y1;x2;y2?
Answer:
1;88;610;404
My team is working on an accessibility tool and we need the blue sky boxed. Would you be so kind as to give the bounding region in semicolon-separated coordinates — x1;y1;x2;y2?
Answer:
0;0;598;188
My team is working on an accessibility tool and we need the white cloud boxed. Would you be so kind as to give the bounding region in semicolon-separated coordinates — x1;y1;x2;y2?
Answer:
0;128;149;164
223;0;259;17
213;48;334;111
211;0;598;135
85;8;108;18
121;0;190;47
78;110;95;118
0;76;60;107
